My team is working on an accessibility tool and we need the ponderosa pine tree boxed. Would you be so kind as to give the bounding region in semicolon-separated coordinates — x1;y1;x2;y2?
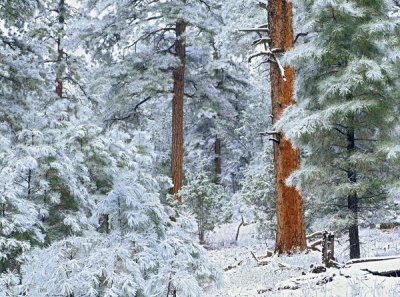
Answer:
55;0;65;98
77;0;221;200
171;16;186;198
179;171;226;243
30;0;99;242
217;0;271;195
279;0;400;259
269;0;307;254
21;130;220;296
1;0;131;289
184;30;266;195
4;1;221;295
0;0;52;281
246;0;306;253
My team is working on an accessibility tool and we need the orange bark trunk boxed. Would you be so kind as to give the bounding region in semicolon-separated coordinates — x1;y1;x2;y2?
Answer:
171;20;186;200
268;0;307;253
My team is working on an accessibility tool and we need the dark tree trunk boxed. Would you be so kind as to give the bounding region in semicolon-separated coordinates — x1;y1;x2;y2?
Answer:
231;173;237;193
268;0;307;253
56;0;65;98
199;228;205;245
214;136;221;184
171;20;186;200
211;37;222;185
347;125;360;259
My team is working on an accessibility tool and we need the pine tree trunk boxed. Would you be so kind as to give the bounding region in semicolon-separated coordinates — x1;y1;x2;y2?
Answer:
268;0;307;253
214;136;221;184
199;228;205;245
211;37;222;185
56;0;65;98
347;125;360;259
171;20;186;200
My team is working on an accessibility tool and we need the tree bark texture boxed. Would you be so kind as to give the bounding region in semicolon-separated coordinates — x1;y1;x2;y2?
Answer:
171;20;186;200
268;0;307;253
56;0;65;98
347;125;360;259
214;136;221;184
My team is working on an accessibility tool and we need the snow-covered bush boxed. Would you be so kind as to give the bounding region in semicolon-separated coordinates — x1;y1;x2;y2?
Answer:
17;168;220;297
1;125;220;296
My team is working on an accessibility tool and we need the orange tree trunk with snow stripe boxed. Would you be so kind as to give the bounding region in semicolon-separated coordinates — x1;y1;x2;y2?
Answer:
268;0;307;253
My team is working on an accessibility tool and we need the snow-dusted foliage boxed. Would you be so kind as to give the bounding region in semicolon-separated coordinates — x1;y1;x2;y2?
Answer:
179;172;228;243
6;0;400;295
21;165;219;296
1;1;222;295
0;0;51;278
279;0;400;235
238;145;275;238
2;123;221;296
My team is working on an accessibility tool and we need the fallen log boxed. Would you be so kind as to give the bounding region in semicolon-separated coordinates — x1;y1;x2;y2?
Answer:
346;255;400;265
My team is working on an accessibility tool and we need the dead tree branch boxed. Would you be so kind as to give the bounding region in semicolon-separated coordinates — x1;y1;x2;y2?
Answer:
294;32;309;44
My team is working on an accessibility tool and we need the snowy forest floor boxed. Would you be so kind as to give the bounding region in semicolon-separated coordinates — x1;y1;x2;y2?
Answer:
204;223;400;296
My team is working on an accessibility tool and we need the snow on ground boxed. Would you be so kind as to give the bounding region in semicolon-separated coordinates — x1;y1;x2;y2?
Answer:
203;223;400;296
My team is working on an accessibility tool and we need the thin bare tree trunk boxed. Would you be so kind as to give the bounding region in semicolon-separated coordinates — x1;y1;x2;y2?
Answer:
210;37;222;185
171;20;186;200
214;136;221;184
268;0;307;253
56;0;65;98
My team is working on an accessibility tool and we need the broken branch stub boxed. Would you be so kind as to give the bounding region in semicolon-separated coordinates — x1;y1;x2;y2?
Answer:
322;231;335;268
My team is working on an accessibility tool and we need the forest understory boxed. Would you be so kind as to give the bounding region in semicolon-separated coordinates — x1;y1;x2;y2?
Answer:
205;223;400;296
1;0;400;296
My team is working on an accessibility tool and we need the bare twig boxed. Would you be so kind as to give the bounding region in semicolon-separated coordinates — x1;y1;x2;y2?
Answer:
235;217;245;241
133;96;151;112
252;37;272;46
250;251;272;266
294;32;309;44
239;28;269;33
125;27;175;50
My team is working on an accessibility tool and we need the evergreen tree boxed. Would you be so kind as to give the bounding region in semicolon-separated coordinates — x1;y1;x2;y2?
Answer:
179;171;227;243
243;0;307;252
1;0;137;287
0;0;51;279
76;0;221;197
21;131;219;296
0;1;222;295
279;0;400;259
240;145;275;238
267;0;307;254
